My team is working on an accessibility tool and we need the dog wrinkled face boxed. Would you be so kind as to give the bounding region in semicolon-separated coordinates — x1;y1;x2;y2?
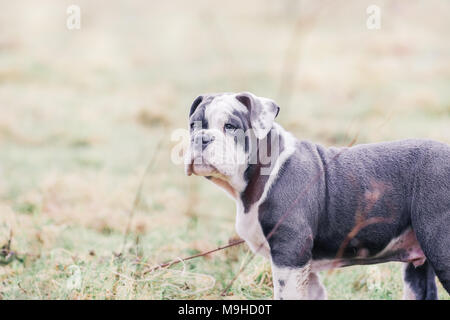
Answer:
185;93;249;179
185;92;280;183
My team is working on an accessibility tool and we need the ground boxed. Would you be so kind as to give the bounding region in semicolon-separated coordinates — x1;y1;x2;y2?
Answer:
0;0;449;299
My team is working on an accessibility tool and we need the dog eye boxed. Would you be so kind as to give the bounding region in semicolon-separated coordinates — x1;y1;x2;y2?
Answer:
224;124;237;131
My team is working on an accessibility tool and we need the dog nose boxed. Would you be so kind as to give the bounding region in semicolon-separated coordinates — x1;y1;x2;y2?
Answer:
202;132;215;148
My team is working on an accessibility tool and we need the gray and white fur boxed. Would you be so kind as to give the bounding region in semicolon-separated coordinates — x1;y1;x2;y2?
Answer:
185;92;450;300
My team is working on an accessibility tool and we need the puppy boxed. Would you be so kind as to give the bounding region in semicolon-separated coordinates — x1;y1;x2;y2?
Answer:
185;92;450;300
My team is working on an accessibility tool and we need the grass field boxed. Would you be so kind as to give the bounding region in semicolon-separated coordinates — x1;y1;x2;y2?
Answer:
0;0;449;299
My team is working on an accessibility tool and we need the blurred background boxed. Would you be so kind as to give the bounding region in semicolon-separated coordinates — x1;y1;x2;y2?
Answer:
0;0;449;299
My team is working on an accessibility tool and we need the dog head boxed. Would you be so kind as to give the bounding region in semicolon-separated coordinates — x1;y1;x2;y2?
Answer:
185;92;280;187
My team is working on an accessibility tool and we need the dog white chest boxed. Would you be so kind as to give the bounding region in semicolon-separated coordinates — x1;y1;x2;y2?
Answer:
235;202;271;259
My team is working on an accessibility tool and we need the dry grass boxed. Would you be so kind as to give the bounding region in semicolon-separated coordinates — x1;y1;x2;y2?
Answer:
0;0;449;299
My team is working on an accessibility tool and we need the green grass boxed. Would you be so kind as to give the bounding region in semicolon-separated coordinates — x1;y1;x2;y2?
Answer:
0;0;449;300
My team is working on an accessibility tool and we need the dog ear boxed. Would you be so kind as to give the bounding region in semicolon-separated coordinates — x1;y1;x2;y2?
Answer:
235;92;280;139
189;95;203;117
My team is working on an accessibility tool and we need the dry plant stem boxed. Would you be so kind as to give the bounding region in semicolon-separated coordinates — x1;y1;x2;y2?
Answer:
120;138;164;253
112;138;163;298
143;239;245;274
221;249;257;296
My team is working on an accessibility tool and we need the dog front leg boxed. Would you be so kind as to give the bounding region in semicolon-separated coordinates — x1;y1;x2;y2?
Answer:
272;261;311;300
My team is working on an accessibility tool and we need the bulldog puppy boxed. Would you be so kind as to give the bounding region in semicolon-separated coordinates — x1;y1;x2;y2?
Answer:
185;92;450;300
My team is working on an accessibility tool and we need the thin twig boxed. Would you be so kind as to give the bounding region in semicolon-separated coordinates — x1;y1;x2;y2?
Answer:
112;138;163;298
120;139;164;253
221;248;258;296
142;239;245;274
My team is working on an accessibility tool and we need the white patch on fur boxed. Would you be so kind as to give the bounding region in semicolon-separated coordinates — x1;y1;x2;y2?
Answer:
272;262;311;300
235;201;271;259
205;95;248;118
272;264;327;300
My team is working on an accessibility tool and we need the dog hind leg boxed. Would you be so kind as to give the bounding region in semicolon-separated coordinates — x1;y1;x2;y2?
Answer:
411;147;450;295
402;261;438;300
412;213;450;294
